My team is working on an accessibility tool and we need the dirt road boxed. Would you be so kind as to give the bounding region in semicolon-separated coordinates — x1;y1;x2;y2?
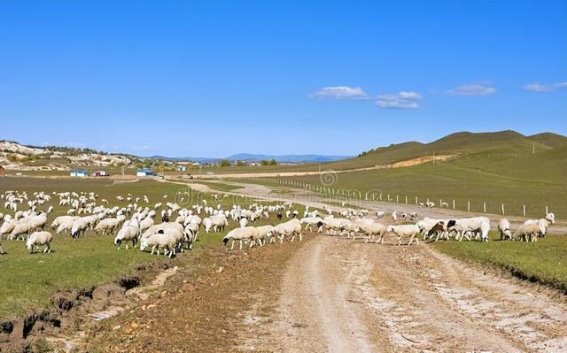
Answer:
241;236;567;353
79;180;567;353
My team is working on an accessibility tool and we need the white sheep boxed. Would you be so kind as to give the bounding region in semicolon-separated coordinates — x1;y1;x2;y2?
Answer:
513;223;541;242
300;216;323;233
447;217;490;242
274;219;302;242
355;221;387;244
10;221;31;240
140;230;178;257
114;225;139;249
498;218;512;240
386;224;421;245
253;225;275;246
26;231;53;254
524;212;555;238
222;226;258;250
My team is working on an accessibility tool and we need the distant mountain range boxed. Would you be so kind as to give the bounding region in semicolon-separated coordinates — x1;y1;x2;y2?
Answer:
148;153;351;163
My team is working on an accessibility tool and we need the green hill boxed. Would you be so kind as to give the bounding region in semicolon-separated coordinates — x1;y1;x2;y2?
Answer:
327;130;560;170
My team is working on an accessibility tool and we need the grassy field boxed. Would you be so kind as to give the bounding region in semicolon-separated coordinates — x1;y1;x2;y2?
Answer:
432;233;567;294
0;177;297;321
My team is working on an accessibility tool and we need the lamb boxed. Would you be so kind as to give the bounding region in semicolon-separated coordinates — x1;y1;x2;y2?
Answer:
524;212;555;238
26;231;53;254
114;225;139;249
513;223;541;242
425;221;447;242
222;226;258;250
498;218;512;240
417;217;447;240
386;224;421;245
274;219;302;242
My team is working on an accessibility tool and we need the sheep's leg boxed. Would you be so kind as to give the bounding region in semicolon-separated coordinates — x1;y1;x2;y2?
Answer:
291;233;295;242
299;232;303;241
230;240;235;250
239;240;243;250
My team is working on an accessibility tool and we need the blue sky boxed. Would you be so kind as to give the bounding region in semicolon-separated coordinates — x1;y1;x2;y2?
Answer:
1;0;566;157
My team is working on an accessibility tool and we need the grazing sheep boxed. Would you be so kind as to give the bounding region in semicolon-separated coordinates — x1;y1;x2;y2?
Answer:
140;230;178;257
70;218;88;238
26;231;53;254
386;224;421;245
524;212;555;238
114;225;139;249
498;218;512;240
274;219;302;242
426;221;447;242
513;223;541;242
10;222;31;240
239;218;249;228
253;225;275;246
447;217;490;242
210;214;228;232
222;226;258;250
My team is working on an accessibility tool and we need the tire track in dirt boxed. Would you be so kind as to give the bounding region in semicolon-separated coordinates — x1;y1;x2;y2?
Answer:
245;236;567;353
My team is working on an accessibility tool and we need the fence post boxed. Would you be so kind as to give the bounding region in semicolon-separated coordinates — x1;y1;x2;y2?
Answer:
452;199;455;210
523;205;526;217
483;202;486;213
467;201;471;212
396;195;399;203
501;203;505;215
546;205;549;214
405;195;408;204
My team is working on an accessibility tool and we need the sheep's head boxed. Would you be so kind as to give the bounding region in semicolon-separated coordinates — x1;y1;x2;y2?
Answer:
386;225;394;233
546;212;555;224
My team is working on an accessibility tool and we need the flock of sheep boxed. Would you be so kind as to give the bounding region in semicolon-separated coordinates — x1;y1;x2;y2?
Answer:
0;189;317;257
0;188;558;258
309;206;556;245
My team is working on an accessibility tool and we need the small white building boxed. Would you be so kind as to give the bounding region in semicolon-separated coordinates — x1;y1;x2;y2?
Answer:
70;169;89;177
136;168;156;177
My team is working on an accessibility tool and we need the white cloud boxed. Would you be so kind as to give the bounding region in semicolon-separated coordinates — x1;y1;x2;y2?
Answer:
448;83;496;96
524;82;554;92
310;86;368;99
376;91;422;109
554;81;567;89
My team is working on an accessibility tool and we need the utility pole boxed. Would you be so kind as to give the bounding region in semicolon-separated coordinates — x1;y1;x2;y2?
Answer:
532;143;535;154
